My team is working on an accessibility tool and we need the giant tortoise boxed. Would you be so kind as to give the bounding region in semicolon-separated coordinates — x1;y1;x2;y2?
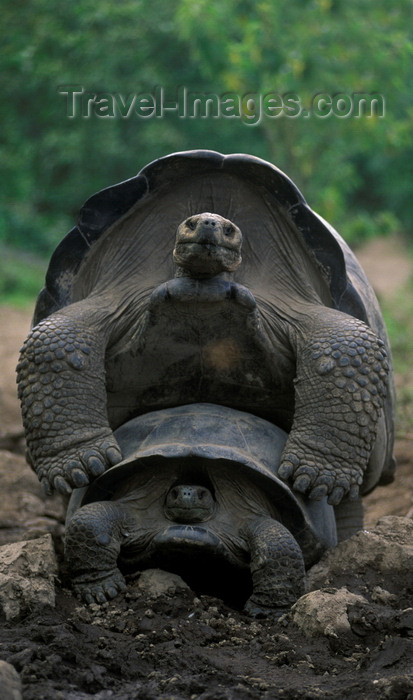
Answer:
17;150;395;563
64;403;338;615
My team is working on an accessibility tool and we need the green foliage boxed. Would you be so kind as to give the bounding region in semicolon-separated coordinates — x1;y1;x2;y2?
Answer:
341;211;402;246
0;247;45;307
1;0;412;273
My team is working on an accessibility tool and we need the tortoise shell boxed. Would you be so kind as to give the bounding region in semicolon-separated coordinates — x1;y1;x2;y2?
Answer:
66;403;338;567
34;150;384;334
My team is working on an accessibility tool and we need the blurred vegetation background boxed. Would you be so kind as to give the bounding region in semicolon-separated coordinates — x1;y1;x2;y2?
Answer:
1;0;412;304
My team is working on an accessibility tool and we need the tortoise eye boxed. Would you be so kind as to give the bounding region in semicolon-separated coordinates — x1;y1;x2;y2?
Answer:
224;225;235;236
186;218;197;231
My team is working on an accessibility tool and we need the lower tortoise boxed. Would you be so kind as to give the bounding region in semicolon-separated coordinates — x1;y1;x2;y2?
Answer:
65;403;337;616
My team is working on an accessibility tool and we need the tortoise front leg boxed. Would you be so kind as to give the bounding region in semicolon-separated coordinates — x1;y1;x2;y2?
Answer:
65;501;131;604
16;305;122;495
279;310;389;505
241;517;306;618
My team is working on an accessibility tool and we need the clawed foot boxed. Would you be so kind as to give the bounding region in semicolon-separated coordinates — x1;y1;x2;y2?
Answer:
34;434;123;495
279;443;362;506
74;570;127;605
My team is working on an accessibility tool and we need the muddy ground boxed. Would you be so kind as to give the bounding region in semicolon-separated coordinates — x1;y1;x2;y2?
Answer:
0;238;412;699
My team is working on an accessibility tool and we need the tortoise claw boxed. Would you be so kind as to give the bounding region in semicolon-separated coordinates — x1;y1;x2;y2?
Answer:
309;483;329;500
70;468;90;488
278;462;294;480
53;475;73;495
293;474;312;493
106;445;123;465
95;590;108;604
34;435;123;493
327;486;345;505
86;455;106;477
75;571;127;605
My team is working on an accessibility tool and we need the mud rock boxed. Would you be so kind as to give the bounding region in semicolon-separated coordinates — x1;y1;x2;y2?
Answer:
0;450;65;547
0;660;22;700
289;587;368;638
308;516;413;591
135;568;190;599
0;534;57;620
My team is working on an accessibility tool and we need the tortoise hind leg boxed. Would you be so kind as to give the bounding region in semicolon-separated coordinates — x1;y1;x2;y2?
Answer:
241;517;306;618
65;501;131;604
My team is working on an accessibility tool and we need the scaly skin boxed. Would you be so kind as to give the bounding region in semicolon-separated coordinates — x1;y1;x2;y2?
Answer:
65;501;131;604
16;310;122;495
66;501;306;612
279;309;389;505
241;517;306;618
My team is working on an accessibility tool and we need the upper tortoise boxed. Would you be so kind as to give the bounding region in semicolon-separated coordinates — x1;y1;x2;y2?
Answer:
17;150;395;513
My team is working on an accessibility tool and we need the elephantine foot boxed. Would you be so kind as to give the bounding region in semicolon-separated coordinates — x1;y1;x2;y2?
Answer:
73;570;127;605
31;433;123;495
279;442;362;506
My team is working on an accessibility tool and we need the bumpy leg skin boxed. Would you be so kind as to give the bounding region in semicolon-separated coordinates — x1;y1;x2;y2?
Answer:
241;517;306;618
279;310;389;505
65;502;131;604
16;308;122;495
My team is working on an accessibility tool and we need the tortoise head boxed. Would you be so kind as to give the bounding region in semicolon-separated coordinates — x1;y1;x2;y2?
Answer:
173;212;242;278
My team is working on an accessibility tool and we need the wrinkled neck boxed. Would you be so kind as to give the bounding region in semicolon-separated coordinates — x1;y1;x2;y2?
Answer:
174;266;233;282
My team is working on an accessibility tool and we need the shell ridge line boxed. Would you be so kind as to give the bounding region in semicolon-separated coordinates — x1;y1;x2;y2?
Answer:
234;418;253;456
135;421;172;450
78;228;92;249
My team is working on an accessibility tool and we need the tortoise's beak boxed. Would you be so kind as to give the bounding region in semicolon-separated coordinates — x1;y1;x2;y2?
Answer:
193;218;221;246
